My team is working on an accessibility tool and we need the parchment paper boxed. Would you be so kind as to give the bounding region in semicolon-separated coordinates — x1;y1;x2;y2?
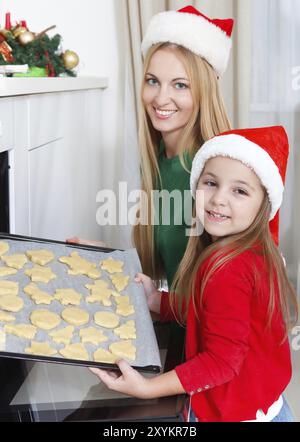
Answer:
0;237;161;371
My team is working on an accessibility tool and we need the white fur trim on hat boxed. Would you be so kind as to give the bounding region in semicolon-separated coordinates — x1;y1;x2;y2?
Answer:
190;134;284;220
141;10;232;77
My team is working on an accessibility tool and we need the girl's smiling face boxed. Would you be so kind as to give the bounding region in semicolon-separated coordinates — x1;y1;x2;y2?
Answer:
196;156;265;241
142;48;194;152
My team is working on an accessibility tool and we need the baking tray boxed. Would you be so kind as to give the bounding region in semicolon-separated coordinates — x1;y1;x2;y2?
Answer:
0;233;161;373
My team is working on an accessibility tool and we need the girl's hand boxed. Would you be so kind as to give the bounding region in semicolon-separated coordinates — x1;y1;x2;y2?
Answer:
135;273;161;314
89;359;152;399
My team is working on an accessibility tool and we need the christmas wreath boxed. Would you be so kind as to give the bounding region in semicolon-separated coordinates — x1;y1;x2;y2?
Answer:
0;13;79;77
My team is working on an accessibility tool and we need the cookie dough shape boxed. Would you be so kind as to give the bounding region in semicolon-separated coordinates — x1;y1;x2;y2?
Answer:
30;309;61;330
59;252;101;279
109;274;129;292
4;323;37;340
54;288;82;306
1;254;27;270
94;311;120;329
25;341;57;356
0;310;15;322
0;266;18;277
0;241;9;256
100;256;124;274
79;327;108;345
26;249;55;266
24;283;54;305
25;265;57;283
49;325;74;344
109;340;136;361
61;306;89;326
85;281;113;306
0;280;19;296
93;348;117;364
0;295;24;312
114;320;136;339
59;343;89;361
115;296;135;317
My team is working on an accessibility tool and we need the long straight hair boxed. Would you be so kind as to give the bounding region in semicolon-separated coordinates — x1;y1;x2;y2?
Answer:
171;195;298;338
133;43;232;281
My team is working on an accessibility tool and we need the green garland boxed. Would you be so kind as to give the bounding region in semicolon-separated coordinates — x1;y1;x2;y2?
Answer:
0;33;76;77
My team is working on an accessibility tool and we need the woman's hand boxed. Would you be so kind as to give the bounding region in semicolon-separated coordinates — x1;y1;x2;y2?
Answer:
66;236;107;247
135;273;161;314
89;359;152;399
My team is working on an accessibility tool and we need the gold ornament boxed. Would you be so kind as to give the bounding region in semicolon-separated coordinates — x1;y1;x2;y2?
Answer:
18;31;35;45
13;26;27;38
62;50;79;70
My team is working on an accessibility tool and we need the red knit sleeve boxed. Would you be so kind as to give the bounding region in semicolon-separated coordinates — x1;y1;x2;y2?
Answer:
175;254;254;394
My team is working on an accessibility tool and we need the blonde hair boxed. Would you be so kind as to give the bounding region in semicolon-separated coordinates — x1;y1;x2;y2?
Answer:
171;194;298;338
133;43;232;281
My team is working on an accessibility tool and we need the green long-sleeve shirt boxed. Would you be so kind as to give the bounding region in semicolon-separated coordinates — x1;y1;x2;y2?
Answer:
154;142;193;288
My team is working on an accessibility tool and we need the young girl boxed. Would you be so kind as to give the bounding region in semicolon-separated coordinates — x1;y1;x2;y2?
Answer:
90;126;298;422
133;5;234;287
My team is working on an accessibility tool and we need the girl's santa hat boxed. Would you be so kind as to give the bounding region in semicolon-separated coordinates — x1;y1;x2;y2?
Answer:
190;126;289;245
141;5;234;77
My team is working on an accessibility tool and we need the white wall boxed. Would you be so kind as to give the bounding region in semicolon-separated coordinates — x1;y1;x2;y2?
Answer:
1;0;127;248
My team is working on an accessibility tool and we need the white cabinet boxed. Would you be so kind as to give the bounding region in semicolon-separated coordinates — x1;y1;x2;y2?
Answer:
0;79;108;241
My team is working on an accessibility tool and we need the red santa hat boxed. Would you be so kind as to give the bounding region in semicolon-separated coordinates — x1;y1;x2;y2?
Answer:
141;5;234;77
190;126;289;245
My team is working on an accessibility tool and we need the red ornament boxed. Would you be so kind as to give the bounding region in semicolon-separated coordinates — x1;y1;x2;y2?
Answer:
5;12;12;30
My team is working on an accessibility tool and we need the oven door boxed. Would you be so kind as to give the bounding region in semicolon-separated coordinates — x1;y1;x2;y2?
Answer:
0;322;186;422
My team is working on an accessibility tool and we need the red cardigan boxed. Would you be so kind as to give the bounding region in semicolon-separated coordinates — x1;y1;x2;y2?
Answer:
160;249;292;422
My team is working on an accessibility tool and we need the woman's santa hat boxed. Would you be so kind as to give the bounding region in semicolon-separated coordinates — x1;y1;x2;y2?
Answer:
190;126;289;245
141;5;234;77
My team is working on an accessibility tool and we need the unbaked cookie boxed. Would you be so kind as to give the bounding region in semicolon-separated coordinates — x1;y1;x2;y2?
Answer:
0;310;15;322
109;340;136;361
1;254;27;269
0;280;19;296
61;306;89;326
79;327;108;345
59;343;89;360
25;341;57;356
30;309;61;330
4;323;37;340
93;348;117;364
49;325;74;344
25;265;57;283
54;288;82;306
85;281;113;306
94;311;120;329
0;295;24;312
115;296;135;317
26;249;55;266
59;252;101;279
109;274;129;292
100;256;124;274
114;320;136;339
0;241;9;256
24;283;53;305
0;266;18;277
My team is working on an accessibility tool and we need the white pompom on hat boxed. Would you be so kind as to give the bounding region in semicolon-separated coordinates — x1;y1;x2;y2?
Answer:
141;5;234;77
190;126;289;245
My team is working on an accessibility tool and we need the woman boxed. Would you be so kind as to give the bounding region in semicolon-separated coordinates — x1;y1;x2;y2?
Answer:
133;6;234;287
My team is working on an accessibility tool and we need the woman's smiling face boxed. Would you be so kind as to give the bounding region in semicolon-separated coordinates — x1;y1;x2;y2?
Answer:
196;156;265;241
142;48;194;148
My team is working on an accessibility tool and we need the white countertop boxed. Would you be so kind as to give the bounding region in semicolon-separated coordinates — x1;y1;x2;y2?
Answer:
0;76;108;97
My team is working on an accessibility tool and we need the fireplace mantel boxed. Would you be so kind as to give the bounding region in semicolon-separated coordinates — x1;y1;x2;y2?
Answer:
0;76;108;97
